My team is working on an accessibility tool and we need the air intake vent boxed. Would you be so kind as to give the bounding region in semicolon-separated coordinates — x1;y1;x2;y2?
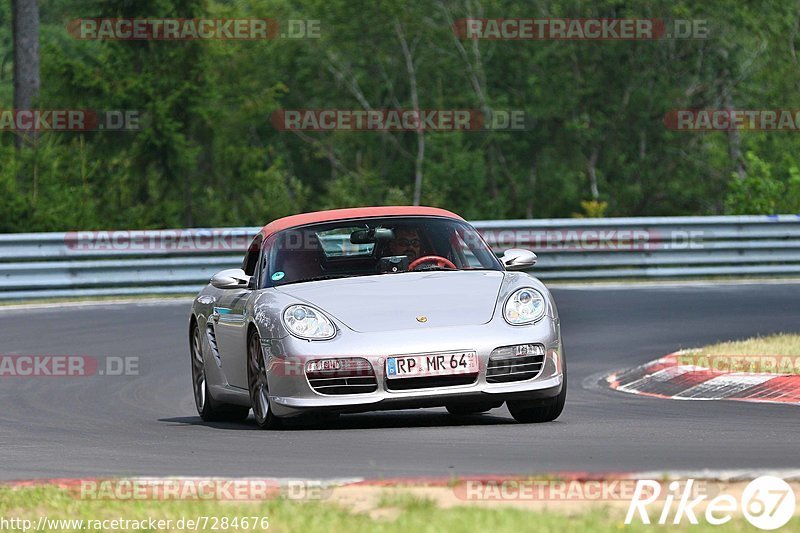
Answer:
487;344;545;383
306;358;378;395
205;323;222;366
386;374;478;391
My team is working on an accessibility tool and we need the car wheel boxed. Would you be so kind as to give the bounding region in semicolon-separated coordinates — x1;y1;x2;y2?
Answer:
506;373;566;423
247;328;282;430
190;322;250;422
445;402;499;415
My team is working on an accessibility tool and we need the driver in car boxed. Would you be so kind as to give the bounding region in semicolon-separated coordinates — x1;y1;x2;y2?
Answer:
386;227;423;262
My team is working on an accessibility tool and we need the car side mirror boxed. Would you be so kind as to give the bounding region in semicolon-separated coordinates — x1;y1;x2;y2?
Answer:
210;268;251;289
500;248;537;270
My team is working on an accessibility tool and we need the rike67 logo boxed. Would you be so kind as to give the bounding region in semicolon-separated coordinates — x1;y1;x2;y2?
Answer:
626;476;796;530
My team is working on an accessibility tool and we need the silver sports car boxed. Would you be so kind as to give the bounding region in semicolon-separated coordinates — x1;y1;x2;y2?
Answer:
188;206;565;428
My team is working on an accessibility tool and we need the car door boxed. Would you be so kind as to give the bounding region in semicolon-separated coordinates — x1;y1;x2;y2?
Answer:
212;235;263;389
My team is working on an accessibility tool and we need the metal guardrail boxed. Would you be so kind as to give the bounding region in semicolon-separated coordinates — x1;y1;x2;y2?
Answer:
0;215;799;300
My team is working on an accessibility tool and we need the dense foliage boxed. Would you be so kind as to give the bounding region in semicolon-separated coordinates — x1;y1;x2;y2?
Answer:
1;0;799;231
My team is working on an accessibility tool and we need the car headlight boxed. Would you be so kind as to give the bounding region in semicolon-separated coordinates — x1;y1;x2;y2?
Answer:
283;304;336;340
503;288;546;325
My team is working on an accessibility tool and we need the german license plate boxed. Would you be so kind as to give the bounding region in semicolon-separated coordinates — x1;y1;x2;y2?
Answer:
386;351;478;379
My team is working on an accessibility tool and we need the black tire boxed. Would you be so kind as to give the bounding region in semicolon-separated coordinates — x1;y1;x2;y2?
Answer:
507;372;567;423
247;328;282;430
445;402;499;415
190;322;250;422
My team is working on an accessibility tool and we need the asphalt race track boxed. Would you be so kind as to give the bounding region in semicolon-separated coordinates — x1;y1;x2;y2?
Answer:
1;283;798;480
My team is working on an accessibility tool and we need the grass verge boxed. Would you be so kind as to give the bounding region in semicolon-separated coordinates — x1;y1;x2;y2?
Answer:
688;333;800;357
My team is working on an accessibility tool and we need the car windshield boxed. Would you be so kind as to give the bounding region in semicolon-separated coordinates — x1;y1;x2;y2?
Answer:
263;216;502;287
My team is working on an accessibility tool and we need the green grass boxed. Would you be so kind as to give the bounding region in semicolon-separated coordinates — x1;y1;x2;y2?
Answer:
690;333;800;357
1;486;796;532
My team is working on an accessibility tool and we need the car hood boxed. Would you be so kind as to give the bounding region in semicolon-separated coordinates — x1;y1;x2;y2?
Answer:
275;270;505;333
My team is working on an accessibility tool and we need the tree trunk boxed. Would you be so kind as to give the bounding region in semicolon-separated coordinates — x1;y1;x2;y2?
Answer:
526;157;537;219
12;0;40;155
395;20;425;206
723;85;746;180
587;146;600;200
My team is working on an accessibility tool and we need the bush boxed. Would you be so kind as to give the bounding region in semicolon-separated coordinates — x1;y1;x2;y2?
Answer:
724;152;789;215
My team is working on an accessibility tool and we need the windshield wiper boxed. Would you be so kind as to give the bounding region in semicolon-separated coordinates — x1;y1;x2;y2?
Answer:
279;274;354;285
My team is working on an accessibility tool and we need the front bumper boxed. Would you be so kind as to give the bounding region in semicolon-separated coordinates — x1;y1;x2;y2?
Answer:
263;316;563;418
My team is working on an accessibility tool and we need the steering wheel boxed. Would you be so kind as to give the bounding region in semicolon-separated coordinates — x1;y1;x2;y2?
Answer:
408;255;457;271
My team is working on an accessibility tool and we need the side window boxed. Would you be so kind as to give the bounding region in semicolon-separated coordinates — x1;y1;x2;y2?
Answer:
242;235;263;276
259;234;280;288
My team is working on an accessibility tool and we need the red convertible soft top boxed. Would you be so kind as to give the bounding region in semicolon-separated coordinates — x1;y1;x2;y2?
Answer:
259;206;464;240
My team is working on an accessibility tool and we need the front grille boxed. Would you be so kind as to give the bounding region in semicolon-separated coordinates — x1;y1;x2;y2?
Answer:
306;358;378;395
386;373;478;391
486;345;545;383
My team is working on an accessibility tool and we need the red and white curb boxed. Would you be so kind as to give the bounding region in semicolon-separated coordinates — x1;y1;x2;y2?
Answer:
605;352;800;404
1;476;364;489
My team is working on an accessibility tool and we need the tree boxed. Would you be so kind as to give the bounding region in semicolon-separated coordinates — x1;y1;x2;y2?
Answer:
12;0;39;154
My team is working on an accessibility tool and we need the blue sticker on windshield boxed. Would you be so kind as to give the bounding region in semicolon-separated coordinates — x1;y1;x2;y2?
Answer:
271;271;285;281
